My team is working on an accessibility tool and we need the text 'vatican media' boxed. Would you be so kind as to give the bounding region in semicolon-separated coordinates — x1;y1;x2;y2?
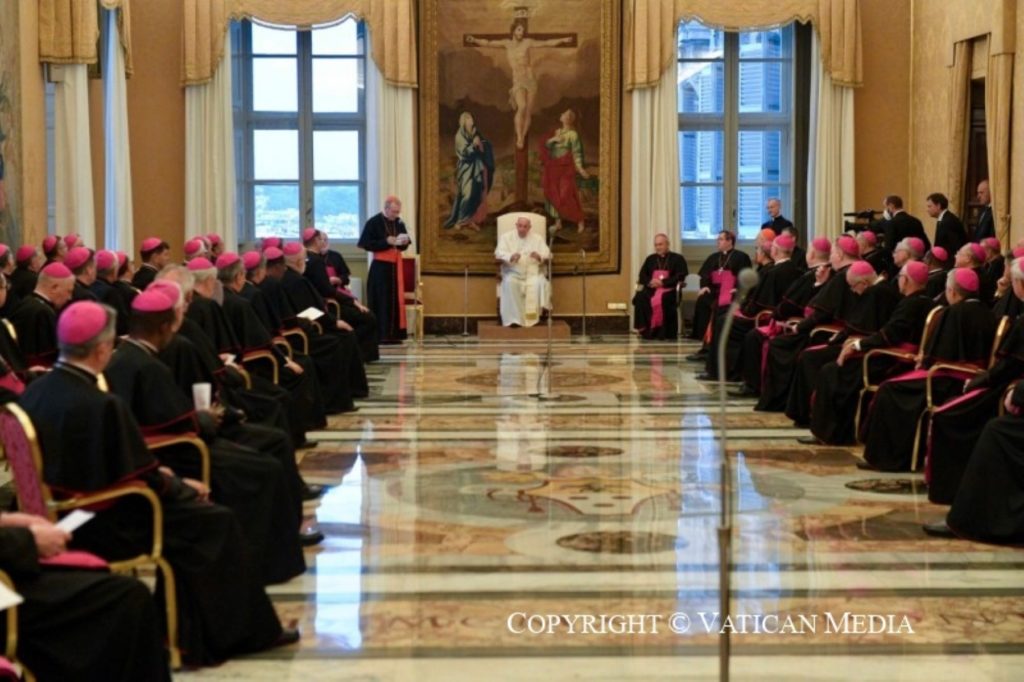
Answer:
506;611;915;636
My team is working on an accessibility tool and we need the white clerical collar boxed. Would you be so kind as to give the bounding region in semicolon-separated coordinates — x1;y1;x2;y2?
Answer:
938;209;948;221
63;359;98;378
775;258;790;264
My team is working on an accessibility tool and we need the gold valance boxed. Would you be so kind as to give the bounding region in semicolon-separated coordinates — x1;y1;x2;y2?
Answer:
625;0;862;90
38;0;133;75
182;0;417;88
38;0;100;66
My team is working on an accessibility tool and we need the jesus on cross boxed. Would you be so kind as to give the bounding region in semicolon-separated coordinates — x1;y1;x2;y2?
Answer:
465;12;577;150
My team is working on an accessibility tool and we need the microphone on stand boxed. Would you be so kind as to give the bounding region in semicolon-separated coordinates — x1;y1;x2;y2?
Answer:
461;264;470;337
531;237;558;400
715;267;758;682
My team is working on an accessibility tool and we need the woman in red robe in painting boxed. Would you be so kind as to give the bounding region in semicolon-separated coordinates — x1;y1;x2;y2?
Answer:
539;109;589;233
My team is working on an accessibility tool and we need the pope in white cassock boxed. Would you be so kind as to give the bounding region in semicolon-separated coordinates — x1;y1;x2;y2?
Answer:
495;217;552;327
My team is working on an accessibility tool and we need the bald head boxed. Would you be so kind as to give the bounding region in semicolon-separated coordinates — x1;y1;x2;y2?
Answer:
36;270;75;309
384;196;402;220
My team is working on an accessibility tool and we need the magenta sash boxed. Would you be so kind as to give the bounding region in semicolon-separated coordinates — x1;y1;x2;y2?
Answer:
711;269;736;307
648;269;671;330
326;264;357;300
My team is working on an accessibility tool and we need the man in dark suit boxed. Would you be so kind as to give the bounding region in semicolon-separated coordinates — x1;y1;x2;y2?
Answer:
881;195;930;253
925;192;967;254
761;198;793;235
973;179;995;242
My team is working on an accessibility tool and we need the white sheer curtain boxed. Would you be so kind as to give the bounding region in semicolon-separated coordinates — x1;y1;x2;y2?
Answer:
366;30;417;249
185;30;237;249
52;64;96;245
103;8;134;253
807;32;855;239
629;64;680;320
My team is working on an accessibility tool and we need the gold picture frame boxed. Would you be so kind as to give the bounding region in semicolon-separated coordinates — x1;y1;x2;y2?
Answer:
418;0;621;275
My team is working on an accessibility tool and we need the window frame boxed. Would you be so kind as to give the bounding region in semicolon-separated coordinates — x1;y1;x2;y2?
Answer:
233;19;368;243
677;25;796;246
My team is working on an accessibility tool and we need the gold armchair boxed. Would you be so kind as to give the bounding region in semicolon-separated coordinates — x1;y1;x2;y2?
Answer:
0;404;183;670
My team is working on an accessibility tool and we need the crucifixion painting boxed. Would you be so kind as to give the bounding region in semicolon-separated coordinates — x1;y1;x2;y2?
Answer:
464;9;577;151
419;0;621;276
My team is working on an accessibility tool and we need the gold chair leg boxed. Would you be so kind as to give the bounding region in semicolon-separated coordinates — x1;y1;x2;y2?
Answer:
157;558;182;670
909;409;930;472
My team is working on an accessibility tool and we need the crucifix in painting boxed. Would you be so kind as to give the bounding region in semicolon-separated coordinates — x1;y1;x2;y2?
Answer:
464;6;577;205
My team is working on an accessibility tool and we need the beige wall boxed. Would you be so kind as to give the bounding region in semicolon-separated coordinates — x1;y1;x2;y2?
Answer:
909;0;1020;243
854;0;911;210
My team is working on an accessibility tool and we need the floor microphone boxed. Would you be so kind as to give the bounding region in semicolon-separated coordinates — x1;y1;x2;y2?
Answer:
715;266;757;682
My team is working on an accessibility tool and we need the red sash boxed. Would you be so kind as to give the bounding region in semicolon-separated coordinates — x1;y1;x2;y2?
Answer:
648;269;671;330
373;249;407;331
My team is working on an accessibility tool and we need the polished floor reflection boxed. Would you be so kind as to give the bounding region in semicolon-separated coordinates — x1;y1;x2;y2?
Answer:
183;336;1024;680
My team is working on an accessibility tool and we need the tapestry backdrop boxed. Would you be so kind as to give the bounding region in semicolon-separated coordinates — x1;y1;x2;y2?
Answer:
418;0;620;275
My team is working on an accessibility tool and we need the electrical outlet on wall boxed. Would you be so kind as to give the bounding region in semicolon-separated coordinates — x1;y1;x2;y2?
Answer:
606;302;628;311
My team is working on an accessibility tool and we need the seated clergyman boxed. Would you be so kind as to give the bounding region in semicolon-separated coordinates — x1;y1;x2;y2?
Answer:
632;233;688;340
495;217;551;328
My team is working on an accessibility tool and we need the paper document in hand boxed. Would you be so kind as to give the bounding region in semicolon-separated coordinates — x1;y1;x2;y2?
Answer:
56;509;96;533
298;307;325;321
0;581;23;611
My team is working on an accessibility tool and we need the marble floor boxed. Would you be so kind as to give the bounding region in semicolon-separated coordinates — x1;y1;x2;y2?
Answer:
182;336;1024;681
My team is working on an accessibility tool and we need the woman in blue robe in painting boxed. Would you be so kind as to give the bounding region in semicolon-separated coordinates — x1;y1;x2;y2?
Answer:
444;111;494;231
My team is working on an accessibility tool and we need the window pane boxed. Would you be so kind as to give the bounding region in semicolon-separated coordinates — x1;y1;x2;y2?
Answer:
678;61;724;114
737;130;787;183
312;19;361;55
739;27;791;59
251;24;296;55
314;185;361;240
678;130;724;183
313;131;360;180
254;130;299;180
677;21;724;60
312;58;360;112
253;58;297;111
680;185;724;240
737;185;789;239
254;184;300;237
738;61;787;113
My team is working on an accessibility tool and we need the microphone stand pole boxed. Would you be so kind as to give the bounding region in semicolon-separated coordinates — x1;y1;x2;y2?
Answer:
533;229;558;400
461;265;471;337
716;284;748;682
579;249;589;342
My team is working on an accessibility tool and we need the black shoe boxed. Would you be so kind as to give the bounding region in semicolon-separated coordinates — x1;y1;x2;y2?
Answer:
301;483;327;501
922;522;956;539
685;352;708;362
273;627;301;647
796;435;822;445
300;529;325;546
297;440;319;450
694;373;717;382
728;385;758;398
855;460;877;471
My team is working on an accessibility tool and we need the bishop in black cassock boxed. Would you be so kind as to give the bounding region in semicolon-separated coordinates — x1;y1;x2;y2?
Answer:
860;269;997;472
632;235;688;340
687;231;751;347
18;300;289;666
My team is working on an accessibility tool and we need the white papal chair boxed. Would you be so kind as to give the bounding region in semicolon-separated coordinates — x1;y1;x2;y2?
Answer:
494;213;548;321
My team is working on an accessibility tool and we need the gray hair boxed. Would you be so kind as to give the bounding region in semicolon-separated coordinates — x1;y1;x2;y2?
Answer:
1011;257;1024;283
217;260;244;284
156;265;196;299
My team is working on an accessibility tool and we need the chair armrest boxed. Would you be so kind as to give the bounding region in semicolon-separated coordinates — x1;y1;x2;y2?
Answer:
810;324;843;341
325;299;341;317
861;348;918;389
925;362;985;409
51;483;164;562
281;328;309;355
272;337;293;360
241;349;279;385
233;365;253;389
145;434;211;486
